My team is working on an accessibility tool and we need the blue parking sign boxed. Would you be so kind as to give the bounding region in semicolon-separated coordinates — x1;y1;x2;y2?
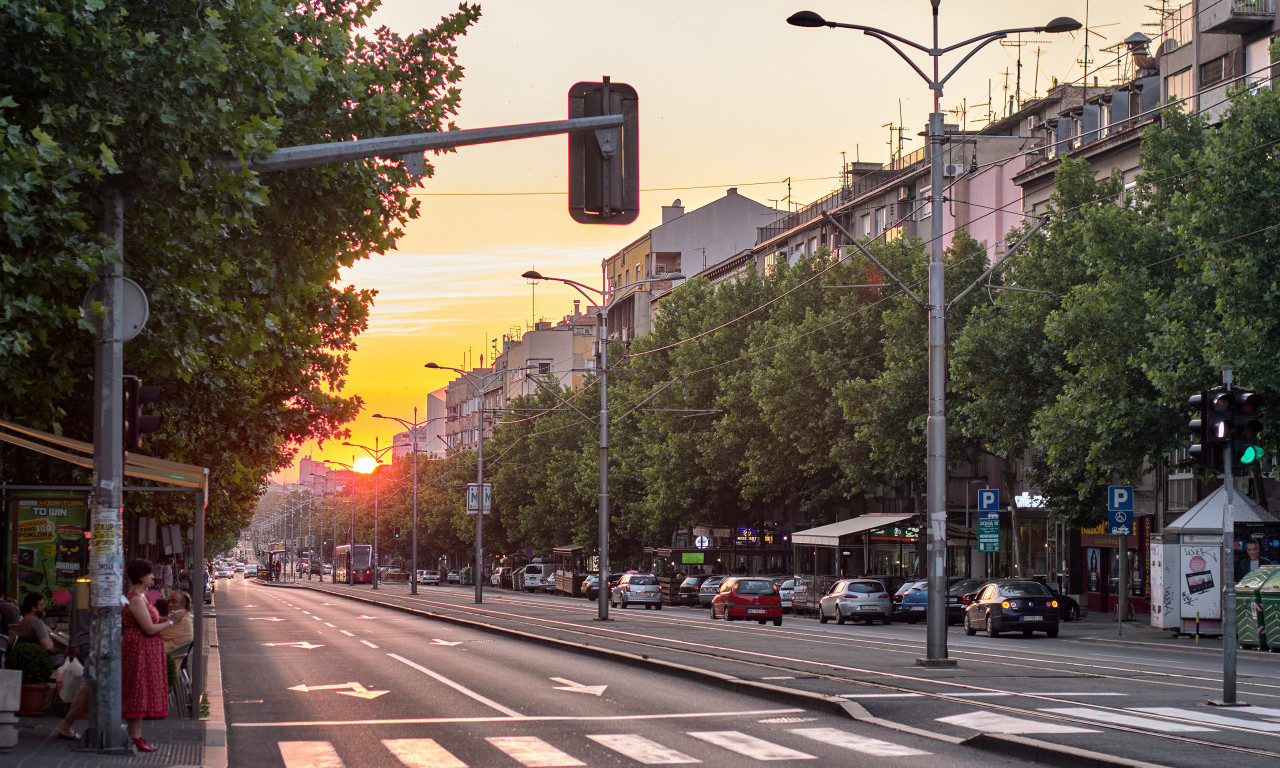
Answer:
1108;485;1134;536
977;488;999;512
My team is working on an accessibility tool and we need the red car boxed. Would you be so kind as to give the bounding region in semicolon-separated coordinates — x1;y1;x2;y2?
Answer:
710;577;783;626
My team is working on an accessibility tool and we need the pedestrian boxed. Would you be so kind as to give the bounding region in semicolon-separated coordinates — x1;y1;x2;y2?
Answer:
122;558;187;753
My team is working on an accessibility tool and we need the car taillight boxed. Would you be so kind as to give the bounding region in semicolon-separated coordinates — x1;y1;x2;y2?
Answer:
1001;600;1011;609
1050;600;1059;608
962;595;972;605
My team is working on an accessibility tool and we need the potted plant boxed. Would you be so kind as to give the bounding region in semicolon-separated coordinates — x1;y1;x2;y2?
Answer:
4;643;54;717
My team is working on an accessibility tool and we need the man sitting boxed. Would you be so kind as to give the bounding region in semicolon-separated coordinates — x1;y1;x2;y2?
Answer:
11;592;66;668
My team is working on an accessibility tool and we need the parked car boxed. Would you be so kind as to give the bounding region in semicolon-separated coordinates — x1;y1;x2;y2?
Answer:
490;566;511;588
818;579;892;625
417;570;440;585
891;579;921;619
710;577;783;625
698;575;728;606
789;577;815;615
963;579;1060;638
520;560;555;592
446;570;460;584
947;578;988;622
676;574;714;606
898;581;928;623
610;573;663;609
773;577;796;612
902;577;983;624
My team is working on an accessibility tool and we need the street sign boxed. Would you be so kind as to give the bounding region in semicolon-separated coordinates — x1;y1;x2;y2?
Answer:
1108;485;1133;536
466;483;492;514
977;488;999;513
978;509;1000;553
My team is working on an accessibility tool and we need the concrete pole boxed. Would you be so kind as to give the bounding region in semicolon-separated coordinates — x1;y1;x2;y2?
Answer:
475;372;486;604
411;406;419;595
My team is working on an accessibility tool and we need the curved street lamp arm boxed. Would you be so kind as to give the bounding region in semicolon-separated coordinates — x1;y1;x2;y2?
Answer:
820;19;932;55
859;30;934;86
937;33;1015;90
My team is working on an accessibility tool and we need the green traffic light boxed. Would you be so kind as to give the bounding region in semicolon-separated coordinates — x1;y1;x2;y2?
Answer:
1239;445;1265;465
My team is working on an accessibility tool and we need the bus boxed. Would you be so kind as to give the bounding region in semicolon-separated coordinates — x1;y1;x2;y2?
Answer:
334;544;373;584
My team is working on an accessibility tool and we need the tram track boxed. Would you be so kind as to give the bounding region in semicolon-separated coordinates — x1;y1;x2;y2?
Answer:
288;581;1280;763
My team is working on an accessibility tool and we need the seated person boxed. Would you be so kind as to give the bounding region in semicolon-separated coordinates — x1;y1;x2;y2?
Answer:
0;593;20;637
12;592;66;668
160;590;193;653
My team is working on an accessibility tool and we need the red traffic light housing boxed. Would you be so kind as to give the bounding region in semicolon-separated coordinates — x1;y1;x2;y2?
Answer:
568;78;639;225
122;374;162;452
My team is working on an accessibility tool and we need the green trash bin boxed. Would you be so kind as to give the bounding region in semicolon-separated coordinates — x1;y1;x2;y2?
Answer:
1258;567;1280;652
1235;566;1278;649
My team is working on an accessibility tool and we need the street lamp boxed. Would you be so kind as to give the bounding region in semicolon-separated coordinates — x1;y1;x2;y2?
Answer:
787;3;1079;663
323;458;358;585
374;412;453;595
346;439;392;589
521;267;685;620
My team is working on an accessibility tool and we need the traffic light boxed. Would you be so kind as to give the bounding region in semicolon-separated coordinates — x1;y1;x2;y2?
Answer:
393;527;401;539
122;374;162;452
1189;387;1227;468
1231;389;1265;466
568;78;639;225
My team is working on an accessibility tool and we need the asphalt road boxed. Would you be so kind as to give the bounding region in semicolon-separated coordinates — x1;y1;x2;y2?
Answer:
215;575;1032;767
237;576;1280;768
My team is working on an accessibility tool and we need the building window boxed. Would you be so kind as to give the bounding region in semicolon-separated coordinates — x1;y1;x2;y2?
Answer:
860;214;871;236
1165;67;1192;104
807;236;818;255
874;207;886;234
1200;55;1233;88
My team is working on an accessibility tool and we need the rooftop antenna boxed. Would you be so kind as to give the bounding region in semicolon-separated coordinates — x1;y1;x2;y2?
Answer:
1000;33;1037;111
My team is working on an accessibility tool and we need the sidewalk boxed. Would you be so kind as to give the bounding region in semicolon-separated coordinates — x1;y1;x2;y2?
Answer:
3;610;225;768
1072;609;1279;658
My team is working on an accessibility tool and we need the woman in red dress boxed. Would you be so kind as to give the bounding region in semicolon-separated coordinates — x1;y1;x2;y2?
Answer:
122;558;188;752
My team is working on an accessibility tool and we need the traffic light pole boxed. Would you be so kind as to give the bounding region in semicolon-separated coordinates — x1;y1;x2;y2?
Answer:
1216;368;1242;706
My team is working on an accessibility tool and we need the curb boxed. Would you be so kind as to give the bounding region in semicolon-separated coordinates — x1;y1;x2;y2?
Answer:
284;581;1152;768
203;608;226;768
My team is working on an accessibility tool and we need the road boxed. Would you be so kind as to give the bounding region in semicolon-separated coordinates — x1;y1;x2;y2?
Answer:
214;574;1280;767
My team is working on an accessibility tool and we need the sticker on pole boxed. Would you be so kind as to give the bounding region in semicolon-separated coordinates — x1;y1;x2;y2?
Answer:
1107;485;1133;536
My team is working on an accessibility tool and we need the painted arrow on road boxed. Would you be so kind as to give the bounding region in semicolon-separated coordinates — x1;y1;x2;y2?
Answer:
261;641;324;649
430;639;463;646
288;682;388;699
247;617;285;622
355;615;379;620
550;677;607;696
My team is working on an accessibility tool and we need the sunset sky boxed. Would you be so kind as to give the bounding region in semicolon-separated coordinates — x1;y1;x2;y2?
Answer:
279;0;1158;481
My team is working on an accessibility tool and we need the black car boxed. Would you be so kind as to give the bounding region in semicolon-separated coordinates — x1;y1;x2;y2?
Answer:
962;579;1060;638
677;574;715;606
1050;588;1080;621
946;578;988;623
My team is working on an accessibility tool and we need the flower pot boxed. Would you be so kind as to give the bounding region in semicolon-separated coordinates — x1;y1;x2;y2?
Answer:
18;683;50;718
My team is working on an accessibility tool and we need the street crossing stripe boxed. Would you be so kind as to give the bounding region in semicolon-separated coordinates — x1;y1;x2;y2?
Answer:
383;738;467;768
1038;708;1214;733
587;734;700;764
1133;707;1280;733
487;736;585;767
279;741;344;768
687;731;815;761
937;711;1099;734
790;726;930;757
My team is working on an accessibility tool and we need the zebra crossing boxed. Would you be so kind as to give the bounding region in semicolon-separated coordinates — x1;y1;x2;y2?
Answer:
937;704;1280;737
276;726;931;767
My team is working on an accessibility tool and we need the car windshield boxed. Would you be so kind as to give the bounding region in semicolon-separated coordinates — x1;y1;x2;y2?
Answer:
847;581;882;594
680;576;705;587
999;583;1051;597
702;577;724;589
734;580;775;595
629;575;657;585
948;579;985;594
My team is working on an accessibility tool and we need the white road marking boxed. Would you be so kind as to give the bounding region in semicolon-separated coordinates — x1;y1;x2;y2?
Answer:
947;691;1126;698
487;736;585;767
325;623;336;628
301;610;311;614
388;653;525;718
313;615;323;621
549;677;607;696
340;630;354;637
1039;707;1214;733
937;711;1099;734
383;738;468;768
279;740;344;768
839;693;922;699
1133;707;1280;733
231;708;804;728
790;727;929;757
588;734;700;764
761;676;794;681
687;731;815;761
247;617;285;622
361;640;379;649
261;642;323;649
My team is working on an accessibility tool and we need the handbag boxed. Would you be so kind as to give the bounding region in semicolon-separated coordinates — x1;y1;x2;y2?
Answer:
57;657;84;703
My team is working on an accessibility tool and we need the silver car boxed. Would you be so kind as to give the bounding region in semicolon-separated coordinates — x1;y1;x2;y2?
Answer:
698;575;727;606
818;579;893;625
610;573;663;609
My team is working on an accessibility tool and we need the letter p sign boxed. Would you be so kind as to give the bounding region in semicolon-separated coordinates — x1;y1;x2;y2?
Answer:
1108;485;1133;513
977;489;999;512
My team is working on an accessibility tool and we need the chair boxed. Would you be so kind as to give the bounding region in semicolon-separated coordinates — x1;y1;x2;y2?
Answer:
167;642;193;717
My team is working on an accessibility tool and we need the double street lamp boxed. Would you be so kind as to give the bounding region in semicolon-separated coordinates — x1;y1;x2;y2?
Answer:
522;268;684;620
345;439;392;589
787;3;1079;663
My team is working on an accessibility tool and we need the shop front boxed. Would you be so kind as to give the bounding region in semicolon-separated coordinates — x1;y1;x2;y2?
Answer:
1080;517;1153;618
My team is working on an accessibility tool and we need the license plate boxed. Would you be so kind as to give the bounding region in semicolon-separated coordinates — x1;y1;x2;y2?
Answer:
748;608;765;614
858;605;876;610
1022;615;1042;622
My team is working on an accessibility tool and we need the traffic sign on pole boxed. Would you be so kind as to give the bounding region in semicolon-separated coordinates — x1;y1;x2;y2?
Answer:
1108;485;1133;536
466;483;492;515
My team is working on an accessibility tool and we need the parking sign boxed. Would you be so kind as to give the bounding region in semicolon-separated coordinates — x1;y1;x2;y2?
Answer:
977;488;999;512
1107;485;1133;536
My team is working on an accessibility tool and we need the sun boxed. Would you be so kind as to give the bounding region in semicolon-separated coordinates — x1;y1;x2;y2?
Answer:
353;456;378;474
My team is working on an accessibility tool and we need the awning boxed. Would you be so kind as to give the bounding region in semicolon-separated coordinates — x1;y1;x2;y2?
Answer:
0;418;207;490
792;514;914;547
552;545;583;555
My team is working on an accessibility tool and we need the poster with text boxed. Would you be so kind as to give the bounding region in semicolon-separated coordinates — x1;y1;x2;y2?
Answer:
13;492;89;606
1179;536;1222;621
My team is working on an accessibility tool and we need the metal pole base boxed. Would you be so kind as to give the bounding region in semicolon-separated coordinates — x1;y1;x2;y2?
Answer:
915;657;958;668
1208;700;1249;707
79;725;133;754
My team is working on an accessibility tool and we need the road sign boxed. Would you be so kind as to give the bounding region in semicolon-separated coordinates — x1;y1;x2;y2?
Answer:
978;509;1000;553
466;483;492;514
1108;485;1134;535
977;488;999;513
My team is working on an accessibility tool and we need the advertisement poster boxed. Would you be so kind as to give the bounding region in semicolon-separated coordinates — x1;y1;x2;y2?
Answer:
1179;536;1222;621
12;491;89;606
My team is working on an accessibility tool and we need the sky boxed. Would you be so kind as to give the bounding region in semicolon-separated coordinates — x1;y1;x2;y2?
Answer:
277;0;1161;482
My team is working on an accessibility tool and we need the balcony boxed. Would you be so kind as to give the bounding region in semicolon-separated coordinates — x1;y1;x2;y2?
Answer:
1201;0;1274;35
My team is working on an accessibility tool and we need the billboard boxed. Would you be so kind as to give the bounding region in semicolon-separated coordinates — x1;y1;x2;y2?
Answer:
12;491;89;606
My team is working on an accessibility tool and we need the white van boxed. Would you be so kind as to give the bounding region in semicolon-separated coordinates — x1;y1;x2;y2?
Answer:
521;560;554;592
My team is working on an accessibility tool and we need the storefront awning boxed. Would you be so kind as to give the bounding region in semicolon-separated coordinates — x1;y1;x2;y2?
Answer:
792;514;914;547
0;418;207;490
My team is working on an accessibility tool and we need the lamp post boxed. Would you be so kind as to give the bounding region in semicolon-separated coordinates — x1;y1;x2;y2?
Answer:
521;268;685;620
787;3;1079;663
324;458;358;585
374;412;453;595
345;440;392;589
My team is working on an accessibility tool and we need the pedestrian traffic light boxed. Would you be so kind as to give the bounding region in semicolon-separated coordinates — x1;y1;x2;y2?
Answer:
1189;387;1225;468
122;374;162;452
1231;389;1265;466
568;78;639;225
